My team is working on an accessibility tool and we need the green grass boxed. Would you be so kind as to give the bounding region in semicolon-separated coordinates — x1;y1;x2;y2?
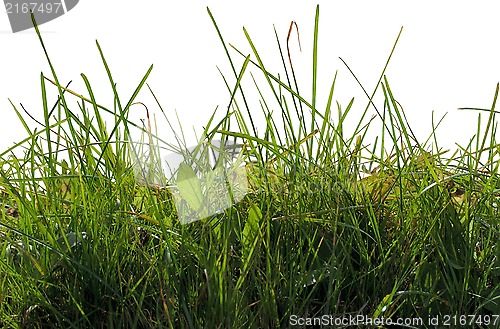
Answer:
1;5;500;328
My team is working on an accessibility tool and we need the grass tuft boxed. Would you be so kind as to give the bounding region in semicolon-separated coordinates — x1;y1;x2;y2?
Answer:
1;6;500;328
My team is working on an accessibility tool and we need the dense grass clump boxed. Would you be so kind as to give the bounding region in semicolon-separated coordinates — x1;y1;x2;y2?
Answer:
1;6;500;328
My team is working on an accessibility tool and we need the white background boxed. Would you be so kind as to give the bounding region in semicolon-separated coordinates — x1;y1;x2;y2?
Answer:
1;1;500;156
